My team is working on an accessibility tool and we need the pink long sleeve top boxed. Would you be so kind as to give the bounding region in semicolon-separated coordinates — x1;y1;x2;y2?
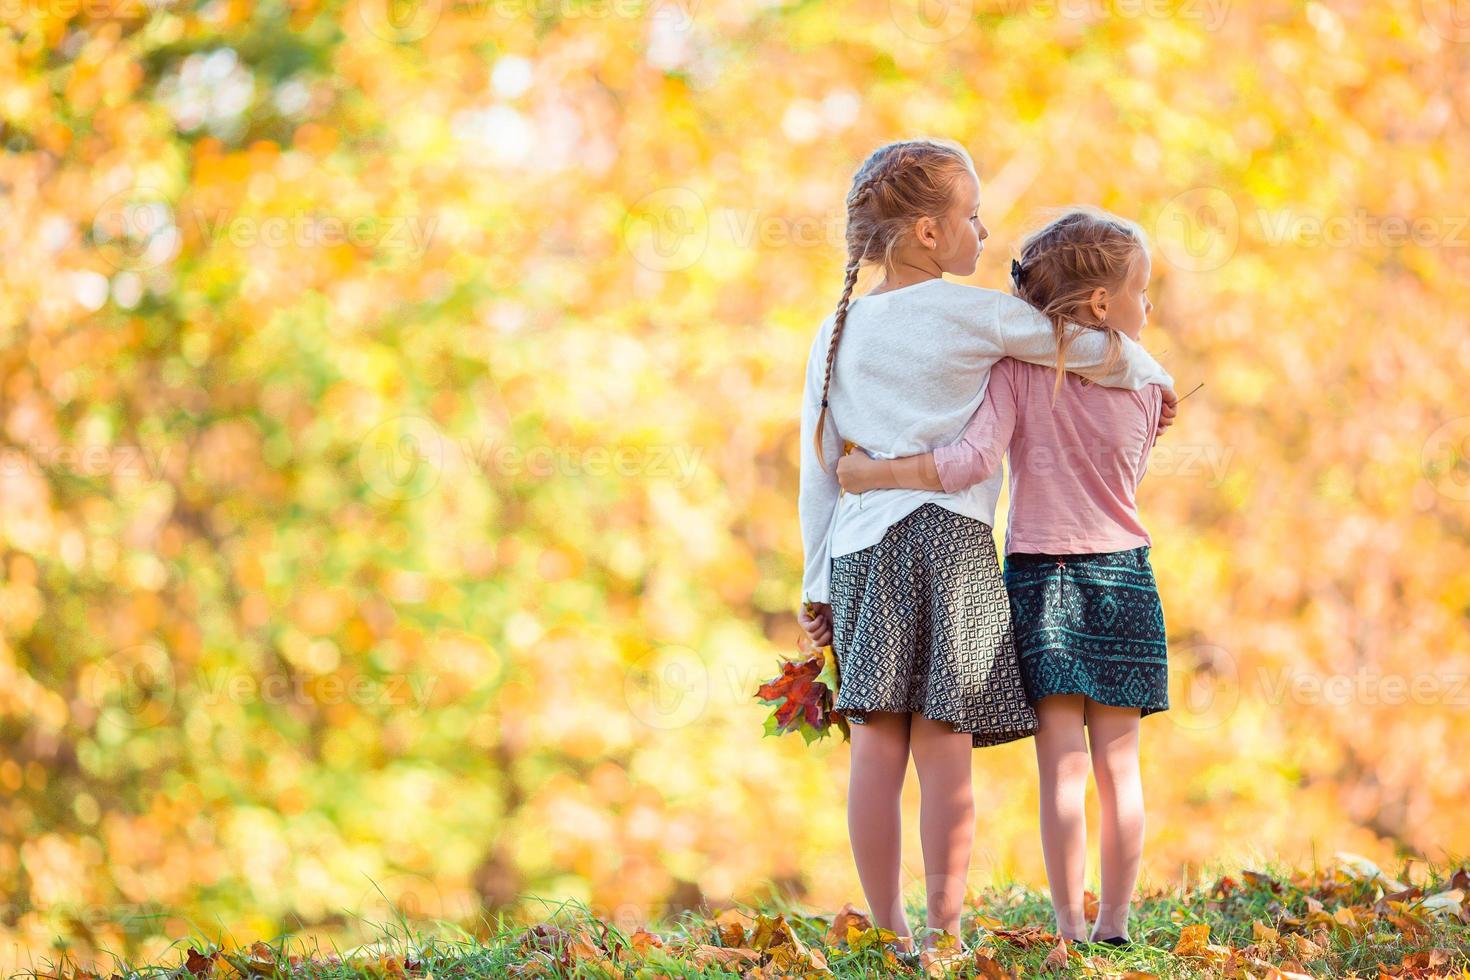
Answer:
932;356;1162;556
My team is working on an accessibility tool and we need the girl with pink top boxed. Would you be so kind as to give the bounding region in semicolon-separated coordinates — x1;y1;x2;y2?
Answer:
836;207;1170;948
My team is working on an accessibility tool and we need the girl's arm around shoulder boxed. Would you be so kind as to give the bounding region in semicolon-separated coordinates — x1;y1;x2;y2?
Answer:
833;355;1021;497
931;355;1021;492
986;290;1175;392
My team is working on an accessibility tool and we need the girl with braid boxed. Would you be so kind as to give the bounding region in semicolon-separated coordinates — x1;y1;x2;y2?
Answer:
833;207;1174;948
795;142;1176;958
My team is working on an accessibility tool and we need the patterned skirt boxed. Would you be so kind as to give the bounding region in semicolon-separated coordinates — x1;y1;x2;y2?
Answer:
828;503;1039;748
1002;546;1169;718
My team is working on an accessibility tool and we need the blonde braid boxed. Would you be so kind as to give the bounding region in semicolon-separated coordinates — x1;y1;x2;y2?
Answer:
812;252;862;469
812;166;891;469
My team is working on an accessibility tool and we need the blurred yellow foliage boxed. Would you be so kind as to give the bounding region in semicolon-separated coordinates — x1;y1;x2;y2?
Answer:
2;0;1469;973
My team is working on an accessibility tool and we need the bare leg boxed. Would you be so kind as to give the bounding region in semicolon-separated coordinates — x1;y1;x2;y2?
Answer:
1086;700;1144;942
1033;694;1090;941
908;711;975;950
847;710;914;949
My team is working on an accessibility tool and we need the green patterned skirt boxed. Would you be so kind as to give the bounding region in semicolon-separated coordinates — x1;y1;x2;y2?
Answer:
1001;546;1169;717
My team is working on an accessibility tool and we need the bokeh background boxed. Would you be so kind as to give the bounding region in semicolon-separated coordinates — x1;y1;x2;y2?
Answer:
4;0;1470;972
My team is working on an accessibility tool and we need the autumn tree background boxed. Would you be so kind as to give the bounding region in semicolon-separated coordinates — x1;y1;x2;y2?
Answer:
3;0;1469;972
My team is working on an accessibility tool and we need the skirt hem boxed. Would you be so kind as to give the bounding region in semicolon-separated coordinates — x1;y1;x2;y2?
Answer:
1029;687;1169;718
835;700;1040;748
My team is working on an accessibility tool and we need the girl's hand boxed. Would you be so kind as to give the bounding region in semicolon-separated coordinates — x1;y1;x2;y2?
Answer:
1156;386;1178;436
798;602;833;647
836;449;884;494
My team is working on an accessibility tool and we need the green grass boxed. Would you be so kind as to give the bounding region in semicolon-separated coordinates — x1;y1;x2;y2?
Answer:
22;857;1470;979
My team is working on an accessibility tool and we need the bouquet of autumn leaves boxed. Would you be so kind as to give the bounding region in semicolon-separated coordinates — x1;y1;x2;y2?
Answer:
755;600;851;744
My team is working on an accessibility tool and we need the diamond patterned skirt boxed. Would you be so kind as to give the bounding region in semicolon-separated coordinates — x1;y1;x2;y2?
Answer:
828;503;1039;748
1002;546;1170;718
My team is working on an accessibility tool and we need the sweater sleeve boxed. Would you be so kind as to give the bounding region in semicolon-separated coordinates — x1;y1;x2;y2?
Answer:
798;316;844;604
994;293;1173;391
932;357;1019;493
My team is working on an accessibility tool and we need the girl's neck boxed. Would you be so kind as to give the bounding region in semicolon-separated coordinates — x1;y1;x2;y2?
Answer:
868;258;944;295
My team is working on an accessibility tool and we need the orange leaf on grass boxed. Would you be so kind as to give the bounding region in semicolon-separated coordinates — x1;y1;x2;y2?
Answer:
822;902;873;947
1042;937;1070;972
1173;924;1211;956
184;949;218;978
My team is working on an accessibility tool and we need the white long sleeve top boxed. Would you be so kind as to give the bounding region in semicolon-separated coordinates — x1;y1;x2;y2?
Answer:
798;277;1174;604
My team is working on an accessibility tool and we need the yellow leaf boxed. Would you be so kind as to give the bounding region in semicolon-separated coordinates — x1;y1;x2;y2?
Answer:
1174;923;1210;956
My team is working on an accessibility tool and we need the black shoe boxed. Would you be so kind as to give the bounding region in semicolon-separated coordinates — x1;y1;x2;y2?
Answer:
1093;935;1132;947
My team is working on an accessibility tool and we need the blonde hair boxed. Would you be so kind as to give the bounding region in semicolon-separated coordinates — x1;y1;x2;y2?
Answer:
1009;206;1150;400
811;138;977;467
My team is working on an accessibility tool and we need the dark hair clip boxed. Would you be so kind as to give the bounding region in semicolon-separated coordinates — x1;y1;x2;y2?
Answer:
1010;258;1027;287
